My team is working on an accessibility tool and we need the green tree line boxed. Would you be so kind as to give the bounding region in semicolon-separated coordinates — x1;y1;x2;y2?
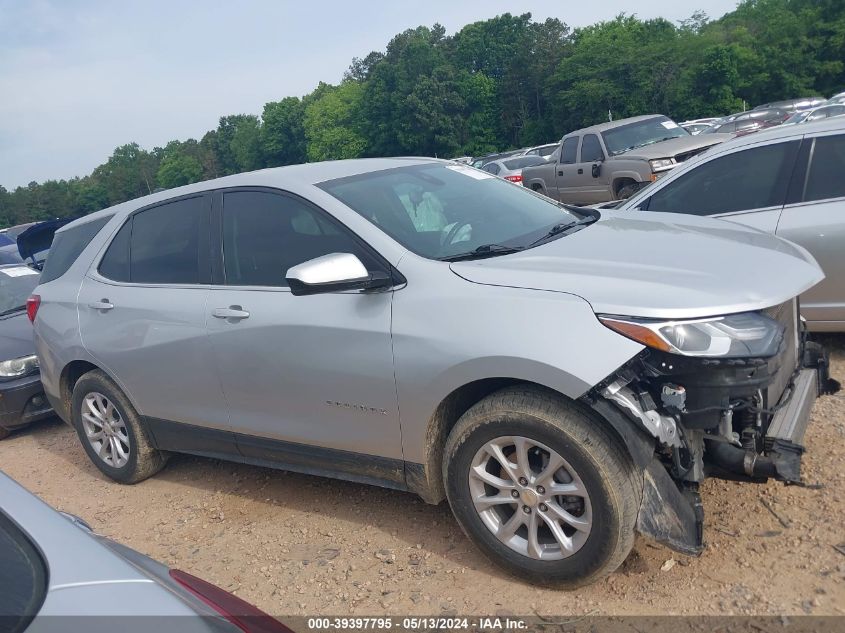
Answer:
2;0;843;227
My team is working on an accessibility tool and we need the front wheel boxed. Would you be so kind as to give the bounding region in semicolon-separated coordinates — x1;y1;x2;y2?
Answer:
443;386;641;587
616;181;643;200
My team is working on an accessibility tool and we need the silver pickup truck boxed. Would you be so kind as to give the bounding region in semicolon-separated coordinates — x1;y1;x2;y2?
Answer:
522;115;731;205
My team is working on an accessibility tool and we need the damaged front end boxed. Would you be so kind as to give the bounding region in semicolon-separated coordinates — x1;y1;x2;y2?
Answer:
582;299;837;556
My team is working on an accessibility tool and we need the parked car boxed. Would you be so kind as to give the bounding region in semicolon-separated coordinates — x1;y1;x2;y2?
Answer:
471;149;524;168
0;218;73;269
782;103;845;125
0;220;74;440
0;469;290;632
0;264;52;440
680;122;712;135
700;119;769;136
520;143;559;159
754;97;826;112
726;107;791;126
481;155;547;182
521;115;730;204
30;159;832;587
616;117;845;332
679;117;721;126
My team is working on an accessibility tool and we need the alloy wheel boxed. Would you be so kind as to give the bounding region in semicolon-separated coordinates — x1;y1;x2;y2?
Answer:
81;392;131;468
468;435;592;560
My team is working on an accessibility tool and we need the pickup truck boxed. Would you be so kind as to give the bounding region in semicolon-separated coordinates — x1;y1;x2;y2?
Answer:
521;115;731;205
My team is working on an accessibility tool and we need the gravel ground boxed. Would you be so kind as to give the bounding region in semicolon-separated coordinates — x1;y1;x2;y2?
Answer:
1;336;844;617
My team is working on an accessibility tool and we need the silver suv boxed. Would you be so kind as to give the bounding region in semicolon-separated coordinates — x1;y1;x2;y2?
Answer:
31;158;834;587
617;118;845;332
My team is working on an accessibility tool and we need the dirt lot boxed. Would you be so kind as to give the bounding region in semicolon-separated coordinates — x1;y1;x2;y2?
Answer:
2;337;845;617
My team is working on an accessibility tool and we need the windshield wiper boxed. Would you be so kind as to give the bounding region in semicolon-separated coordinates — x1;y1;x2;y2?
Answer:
527;216;598;248
0;305;26;317
614;136;679;154
440;244;524;262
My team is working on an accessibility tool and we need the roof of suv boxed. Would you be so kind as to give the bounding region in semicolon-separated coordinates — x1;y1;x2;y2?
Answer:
56;157;442;233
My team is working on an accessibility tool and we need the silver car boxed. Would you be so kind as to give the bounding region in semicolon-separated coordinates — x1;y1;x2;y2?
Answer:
481;155;547;183
31;158;834;587
782;103;845;126
0;470;289;632
618;117;845;332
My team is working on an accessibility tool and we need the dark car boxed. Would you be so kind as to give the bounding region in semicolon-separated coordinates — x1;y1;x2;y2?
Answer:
754;97;826;112
725;107;790;126
471;149;525;168
0;219;73;439
0;264;51;439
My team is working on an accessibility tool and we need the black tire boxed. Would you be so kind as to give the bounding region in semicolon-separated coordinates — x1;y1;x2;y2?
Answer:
616;180;641;200
443;385;641;588
71;370;167;484
0;426;9;441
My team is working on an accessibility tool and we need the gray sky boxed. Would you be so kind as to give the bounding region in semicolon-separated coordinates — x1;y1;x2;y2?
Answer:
0;0;739;189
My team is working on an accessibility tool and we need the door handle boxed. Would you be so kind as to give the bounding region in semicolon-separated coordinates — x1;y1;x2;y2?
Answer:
577;168;583;174
212;306;250;320
88;300;114;311
558;170;564;176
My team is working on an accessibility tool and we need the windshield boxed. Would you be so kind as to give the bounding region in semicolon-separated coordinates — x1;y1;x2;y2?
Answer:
319;163;583;260
0;266;40;314
784;111;809;125
601;117;689;156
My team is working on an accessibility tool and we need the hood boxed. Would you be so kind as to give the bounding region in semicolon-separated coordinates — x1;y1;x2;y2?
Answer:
16;217;74;262
623;134;732;160
0;310;37;360
450;210;824;319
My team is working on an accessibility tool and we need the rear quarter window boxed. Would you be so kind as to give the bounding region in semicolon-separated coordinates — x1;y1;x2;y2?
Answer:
803;134;845;202
0;510;48;633
39;217;112;284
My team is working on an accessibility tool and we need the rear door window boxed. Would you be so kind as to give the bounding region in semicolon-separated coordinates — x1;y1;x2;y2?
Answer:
561;138;579;164
39;216;111;283
645;141;800;215
580;135;604;162
129;196;209;284
0;510;48;633
803;135;845;202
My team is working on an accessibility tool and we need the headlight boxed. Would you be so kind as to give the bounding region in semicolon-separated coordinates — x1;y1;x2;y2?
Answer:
0;354;39;378
649;158;675;171
599;312;784;358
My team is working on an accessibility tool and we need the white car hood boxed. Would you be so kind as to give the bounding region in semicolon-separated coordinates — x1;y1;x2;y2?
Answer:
450;210;824;319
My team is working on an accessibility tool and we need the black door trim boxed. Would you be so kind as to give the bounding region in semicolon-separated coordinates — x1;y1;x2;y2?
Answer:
144;417;409;491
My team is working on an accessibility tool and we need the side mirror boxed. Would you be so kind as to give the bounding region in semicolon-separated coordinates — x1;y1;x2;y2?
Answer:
286;253;391;296
591;162;602;178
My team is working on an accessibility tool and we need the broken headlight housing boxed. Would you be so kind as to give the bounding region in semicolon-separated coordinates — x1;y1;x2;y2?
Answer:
599;311;784;358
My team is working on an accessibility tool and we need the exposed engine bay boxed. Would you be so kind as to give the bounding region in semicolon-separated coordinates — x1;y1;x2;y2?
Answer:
585;299;839;555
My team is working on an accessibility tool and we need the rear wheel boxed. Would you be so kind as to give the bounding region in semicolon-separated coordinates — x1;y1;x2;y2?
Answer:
443;386;641;587
71;370;167;484
0;427;9;441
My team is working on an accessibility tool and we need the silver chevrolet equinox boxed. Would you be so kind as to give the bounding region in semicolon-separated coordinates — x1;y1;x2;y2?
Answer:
30;158;836;587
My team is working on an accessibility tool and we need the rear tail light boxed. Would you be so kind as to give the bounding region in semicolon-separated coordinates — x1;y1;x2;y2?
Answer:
26;295;41;323
504;174;523;182
170;569;292;633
